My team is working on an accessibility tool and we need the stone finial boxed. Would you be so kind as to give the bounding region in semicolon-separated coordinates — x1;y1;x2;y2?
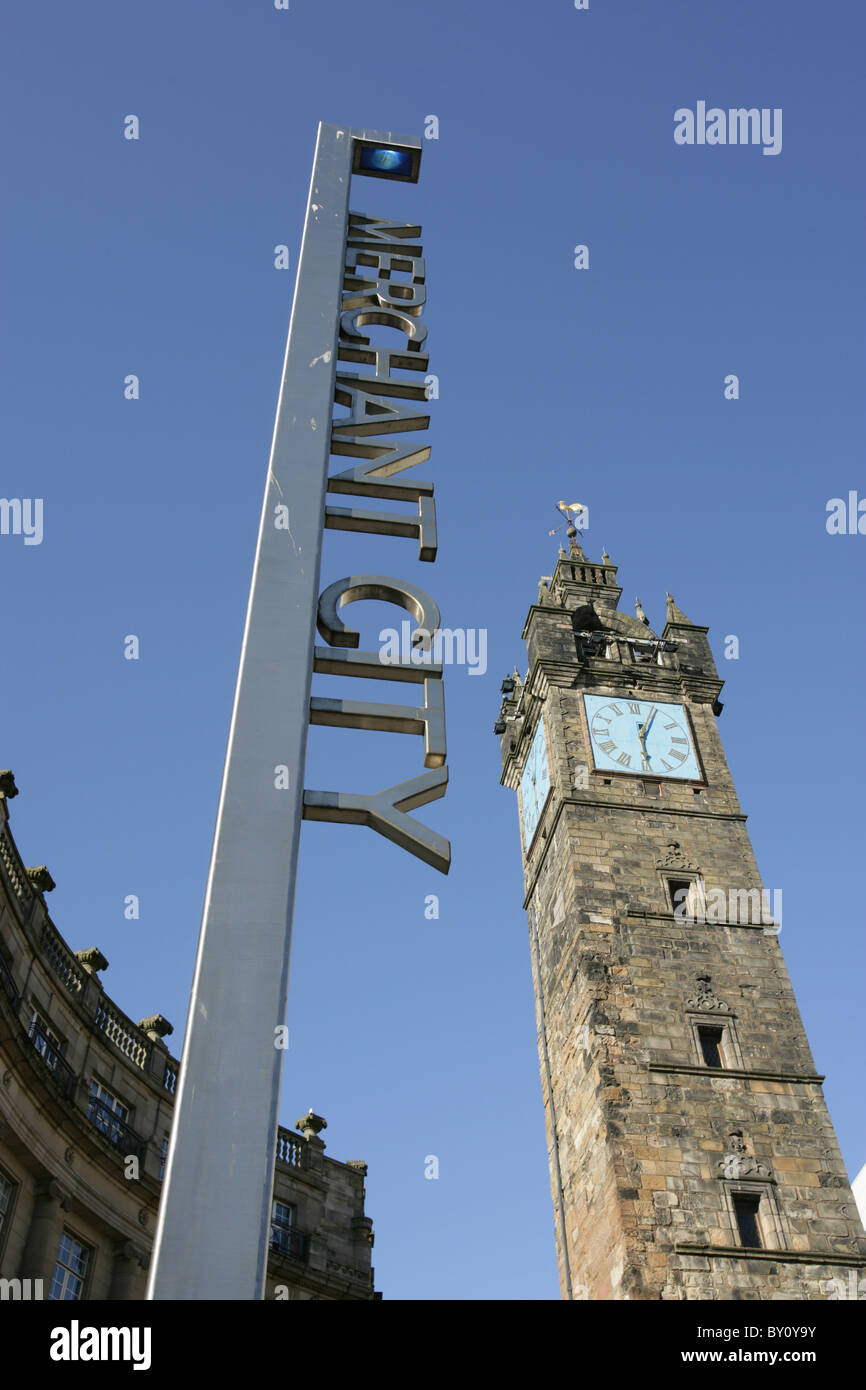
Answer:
0;771;19;799
537;577;551;605
665;592;694;626
26;866;56;893
568;539;585;560
635;597;650;626
558;544;567;559
601;549;610;565
138;1014;174;1041
75;947;109;974
296;1110;327;1142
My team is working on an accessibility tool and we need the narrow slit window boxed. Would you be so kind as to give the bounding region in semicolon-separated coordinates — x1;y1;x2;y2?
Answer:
697;1024;724;1069
668;879;693;918
732;1193;762;1248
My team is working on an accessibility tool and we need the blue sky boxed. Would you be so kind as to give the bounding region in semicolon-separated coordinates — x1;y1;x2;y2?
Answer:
3;0;864;1299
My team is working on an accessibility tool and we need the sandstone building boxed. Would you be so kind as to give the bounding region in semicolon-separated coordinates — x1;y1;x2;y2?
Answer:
496;540;866;1300
0;771;376;1300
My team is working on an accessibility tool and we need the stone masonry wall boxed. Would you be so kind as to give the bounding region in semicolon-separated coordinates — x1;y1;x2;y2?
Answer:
502;552;866;1299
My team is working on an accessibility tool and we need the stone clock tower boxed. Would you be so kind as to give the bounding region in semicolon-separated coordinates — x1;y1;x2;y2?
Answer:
496;539;866;1300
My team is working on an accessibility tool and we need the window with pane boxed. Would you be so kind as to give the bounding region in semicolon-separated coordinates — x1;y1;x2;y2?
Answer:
0;1167;16;1249
270;1200;295;1254
0;949;19;1006
48;1230;91;1300
28;1006;62;1069
87;1080;129;1147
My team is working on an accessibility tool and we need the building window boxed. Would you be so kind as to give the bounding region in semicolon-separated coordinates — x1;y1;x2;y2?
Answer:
688;1013;743;1071
87;1080;130;1148
0;1167;16;1251
697;1025;725;1069
732;1193;763;1249
48;1230;92;1300
0;950;19;1006
722;1181;784;1251
269;1200;308;1262
28;1006;63;1070
668;878;695;919
270;1200;295;1255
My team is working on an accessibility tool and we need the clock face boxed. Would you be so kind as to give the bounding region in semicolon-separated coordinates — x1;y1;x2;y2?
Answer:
584;694;702;780
520;718;551;847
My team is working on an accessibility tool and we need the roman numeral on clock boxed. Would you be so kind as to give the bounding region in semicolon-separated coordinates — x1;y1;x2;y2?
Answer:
616;752;632;767
627;702;641;714
598;740;616;754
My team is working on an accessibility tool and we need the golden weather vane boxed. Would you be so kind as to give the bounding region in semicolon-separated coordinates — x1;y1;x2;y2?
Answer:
548;500;587;545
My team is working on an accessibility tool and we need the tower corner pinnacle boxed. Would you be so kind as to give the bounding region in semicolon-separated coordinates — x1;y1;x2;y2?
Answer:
664;592;695;626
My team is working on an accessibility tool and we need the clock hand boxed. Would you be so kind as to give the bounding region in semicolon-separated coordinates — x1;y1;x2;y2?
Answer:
636;734;650;774
638;705;657;739
636;708;658;770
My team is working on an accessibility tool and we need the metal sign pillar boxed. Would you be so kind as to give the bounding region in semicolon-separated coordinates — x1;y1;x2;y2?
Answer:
147;123;422;1300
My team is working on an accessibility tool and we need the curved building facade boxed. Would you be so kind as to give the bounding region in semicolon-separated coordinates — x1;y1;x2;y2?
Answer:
0;771;376;1301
